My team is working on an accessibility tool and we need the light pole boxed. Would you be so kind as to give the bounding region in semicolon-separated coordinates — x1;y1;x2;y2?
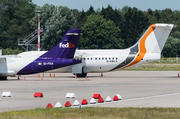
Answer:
37;9;41;51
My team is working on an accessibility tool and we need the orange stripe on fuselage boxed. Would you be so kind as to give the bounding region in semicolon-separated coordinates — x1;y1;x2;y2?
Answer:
123;24;156;68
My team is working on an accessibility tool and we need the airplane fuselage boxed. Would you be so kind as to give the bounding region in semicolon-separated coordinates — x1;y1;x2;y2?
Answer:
0;52;81;76
44;49;160;74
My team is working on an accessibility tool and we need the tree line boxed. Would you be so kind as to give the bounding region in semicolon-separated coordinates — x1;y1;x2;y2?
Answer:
0;0;180;57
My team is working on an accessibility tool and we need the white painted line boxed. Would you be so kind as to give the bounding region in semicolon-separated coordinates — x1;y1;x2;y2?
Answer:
81;92;180;107
119;92;180;102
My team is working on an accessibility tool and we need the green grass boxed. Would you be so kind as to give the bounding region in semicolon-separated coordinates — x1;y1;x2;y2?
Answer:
123;64;180;71
123;57;180;71
1;107;180;119
149;57;180;64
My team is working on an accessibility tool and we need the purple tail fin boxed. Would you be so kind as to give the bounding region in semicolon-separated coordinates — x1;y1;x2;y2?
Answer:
40;29;81;58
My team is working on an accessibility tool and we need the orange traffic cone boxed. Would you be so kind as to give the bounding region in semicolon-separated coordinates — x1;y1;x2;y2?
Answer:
101;73;103;77
38;74;40;78
53;73;55;77
49;73;51;77
85;75;87;81
75;73;77;79
17;75;20;80
23;75;26;81
41;76;43;81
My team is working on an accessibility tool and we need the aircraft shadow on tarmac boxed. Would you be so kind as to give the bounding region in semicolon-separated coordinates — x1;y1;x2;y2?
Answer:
4;74;178;81
6;77;93;82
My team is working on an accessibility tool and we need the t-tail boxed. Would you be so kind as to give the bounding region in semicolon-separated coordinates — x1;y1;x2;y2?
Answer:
17;29;82;75
112;23;174;70
131;24;174;53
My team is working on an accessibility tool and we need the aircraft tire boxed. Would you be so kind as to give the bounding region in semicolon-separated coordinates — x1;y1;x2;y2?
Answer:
0;76;7;80
77;73;87;78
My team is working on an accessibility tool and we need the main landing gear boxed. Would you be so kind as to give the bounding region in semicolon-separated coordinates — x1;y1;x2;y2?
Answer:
77;73;87;78
0;76;7;80
74;73;87;78
74;67;87;78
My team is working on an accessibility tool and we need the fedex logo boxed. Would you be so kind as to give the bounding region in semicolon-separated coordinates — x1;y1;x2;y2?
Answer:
59;42;75;48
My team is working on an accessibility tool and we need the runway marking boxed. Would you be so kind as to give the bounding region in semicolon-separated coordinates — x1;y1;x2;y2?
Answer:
117;92;180;102
81;92;180;107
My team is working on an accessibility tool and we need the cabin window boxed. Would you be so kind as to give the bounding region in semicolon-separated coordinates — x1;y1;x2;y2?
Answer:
109;58;111;60
116;58;118;60
105;58;107;60
95;58;97;60
87;58;89;60
91;58;93;60
112;58;114;60
102;58;104;60
84;58;86;60
99;58;101;60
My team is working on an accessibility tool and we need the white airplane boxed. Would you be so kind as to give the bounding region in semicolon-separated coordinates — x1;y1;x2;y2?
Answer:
44;23;174;77
0;29;82;80
0;23;174;80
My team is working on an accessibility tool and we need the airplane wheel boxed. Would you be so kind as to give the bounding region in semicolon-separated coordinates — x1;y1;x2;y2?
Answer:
82;73;87;77
77;73;87;78
0;76;7;80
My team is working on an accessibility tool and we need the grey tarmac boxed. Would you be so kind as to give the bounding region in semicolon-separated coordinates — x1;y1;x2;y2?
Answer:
0;71;180;112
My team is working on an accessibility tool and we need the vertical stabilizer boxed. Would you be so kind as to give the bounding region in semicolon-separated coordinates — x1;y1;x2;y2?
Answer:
111;23;174;70
144;24;174;53
40;29;82;58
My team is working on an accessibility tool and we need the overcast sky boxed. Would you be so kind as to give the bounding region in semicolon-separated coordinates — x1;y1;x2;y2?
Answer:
32;0;180;11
